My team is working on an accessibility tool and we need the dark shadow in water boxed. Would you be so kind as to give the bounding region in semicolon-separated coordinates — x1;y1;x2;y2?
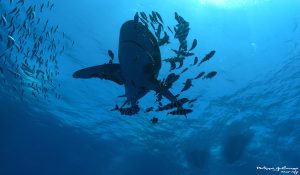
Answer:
221;122;254;164
0;96;184;175
185;147;210;169
0;98;120;175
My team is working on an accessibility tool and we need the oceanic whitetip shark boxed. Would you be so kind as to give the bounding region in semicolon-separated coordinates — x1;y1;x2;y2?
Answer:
73;20;180;115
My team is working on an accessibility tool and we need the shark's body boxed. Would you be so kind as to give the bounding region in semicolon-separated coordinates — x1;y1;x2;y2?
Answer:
73;20;177;114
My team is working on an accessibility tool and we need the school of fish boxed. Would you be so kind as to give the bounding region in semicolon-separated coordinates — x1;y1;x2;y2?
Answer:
0;0;74;101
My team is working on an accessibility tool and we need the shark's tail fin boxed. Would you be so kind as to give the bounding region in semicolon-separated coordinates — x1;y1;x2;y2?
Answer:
73;63;125;85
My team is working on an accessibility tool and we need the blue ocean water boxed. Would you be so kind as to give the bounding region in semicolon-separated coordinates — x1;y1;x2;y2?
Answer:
0;0;299;175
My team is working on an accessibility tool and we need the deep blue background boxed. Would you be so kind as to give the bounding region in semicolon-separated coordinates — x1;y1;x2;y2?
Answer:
1;0;299;175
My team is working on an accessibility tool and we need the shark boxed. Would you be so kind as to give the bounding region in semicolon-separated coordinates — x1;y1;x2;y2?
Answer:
73;20;180;115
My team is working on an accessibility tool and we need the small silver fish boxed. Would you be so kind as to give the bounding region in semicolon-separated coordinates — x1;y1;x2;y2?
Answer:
193;56;198;66
168;108;192;117
1;15;7;26
155;11;163;24
189;39;197;51
7;35;15;48
181;79;192;92
17;0;25;6
199;50;216;65
180;67;188;74
8;7;18;15
194;72;205;79
203;71;217;79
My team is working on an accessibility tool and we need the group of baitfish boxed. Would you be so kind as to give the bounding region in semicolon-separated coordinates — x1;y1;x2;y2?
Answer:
0;0;74;102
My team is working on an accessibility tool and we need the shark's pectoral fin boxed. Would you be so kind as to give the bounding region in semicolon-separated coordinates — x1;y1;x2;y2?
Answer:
147;79;177;103
73;64;124;85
